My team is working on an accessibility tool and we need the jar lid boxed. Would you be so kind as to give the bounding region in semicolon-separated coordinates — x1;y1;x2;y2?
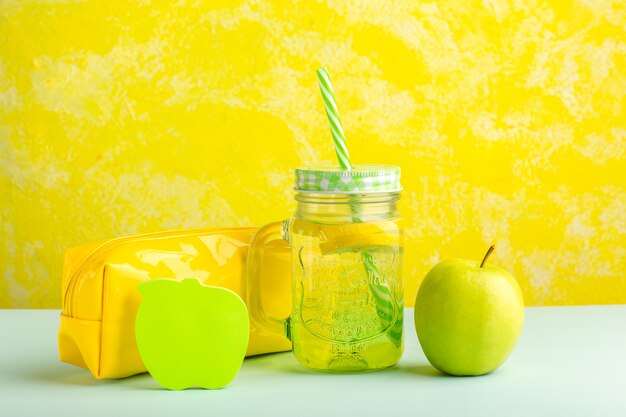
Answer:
294;164;401;194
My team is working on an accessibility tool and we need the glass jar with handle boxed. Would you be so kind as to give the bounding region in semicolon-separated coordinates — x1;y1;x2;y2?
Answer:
246;164;404;373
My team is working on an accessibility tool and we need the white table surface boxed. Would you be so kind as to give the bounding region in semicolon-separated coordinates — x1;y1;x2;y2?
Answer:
1;306;625;417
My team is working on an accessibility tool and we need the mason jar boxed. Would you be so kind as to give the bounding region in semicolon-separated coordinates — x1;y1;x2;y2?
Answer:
247;165;404;372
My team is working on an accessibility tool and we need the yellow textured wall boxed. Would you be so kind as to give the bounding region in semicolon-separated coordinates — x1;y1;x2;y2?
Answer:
1;0;625;308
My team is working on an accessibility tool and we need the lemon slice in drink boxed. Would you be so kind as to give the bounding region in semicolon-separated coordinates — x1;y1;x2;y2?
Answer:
292;219;402;255
319;232;401;255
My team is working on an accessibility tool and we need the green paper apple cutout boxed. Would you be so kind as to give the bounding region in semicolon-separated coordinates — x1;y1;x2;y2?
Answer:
414;245;524;376
135;278;249;390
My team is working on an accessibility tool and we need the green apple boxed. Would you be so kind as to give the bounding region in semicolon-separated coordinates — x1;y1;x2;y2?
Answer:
414;246;524;376
135;278;249;390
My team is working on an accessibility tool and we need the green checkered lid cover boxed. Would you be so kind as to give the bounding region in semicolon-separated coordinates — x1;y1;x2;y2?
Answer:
294;164;401;194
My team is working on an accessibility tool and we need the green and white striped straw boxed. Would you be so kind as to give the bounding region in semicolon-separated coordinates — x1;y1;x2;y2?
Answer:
315;67;400;345
316;67;352;171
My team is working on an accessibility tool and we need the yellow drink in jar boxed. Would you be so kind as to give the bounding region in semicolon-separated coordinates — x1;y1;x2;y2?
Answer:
289;218;403;372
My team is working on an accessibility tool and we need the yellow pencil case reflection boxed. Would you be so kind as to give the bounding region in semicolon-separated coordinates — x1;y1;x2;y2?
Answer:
58;227;292;379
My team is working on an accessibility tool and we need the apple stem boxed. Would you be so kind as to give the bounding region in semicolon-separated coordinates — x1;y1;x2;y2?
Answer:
480;244;496;268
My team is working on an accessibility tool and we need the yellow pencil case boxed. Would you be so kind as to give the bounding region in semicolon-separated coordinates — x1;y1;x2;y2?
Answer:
58;227;292;379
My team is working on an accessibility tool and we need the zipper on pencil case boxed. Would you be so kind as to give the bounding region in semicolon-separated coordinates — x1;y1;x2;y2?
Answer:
63;227;258;317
